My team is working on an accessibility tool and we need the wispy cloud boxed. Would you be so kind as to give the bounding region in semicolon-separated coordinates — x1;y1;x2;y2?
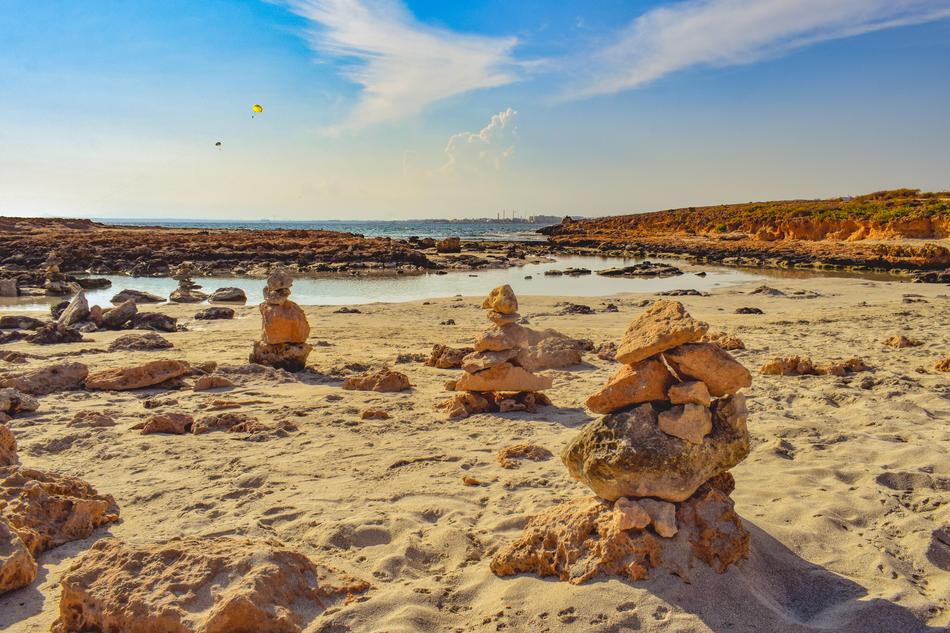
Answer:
570;0;950;98
290;0;520;130
441;108;518;174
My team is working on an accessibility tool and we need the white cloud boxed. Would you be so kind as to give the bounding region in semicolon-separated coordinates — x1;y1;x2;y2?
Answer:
570;0;950;98
441;108;518;175
290;0;520;130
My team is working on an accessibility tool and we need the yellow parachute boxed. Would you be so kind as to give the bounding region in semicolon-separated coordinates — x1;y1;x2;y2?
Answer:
252;104;263;113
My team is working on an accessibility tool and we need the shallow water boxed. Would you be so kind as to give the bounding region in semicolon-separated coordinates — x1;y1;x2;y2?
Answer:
1;255;766;310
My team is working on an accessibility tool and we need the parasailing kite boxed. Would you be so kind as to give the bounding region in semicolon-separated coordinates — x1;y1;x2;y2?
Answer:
252;104;263;118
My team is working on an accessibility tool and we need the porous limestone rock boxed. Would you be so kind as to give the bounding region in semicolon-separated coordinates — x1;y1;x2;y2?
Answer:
0;517;36;595
658;403;712;444
0;424;16;466
882;335;922;348
668;380;711;406
663;343;751;397
702;330;745;351
439;391;550;420
637;498;678;538
68;411;116;428
460;348;520;373
192;375;234;391
250;342;312;372
496;444;553;469
427;344;475;369
453;362;552;392
139;412;193;435
0;389;39;416
473;323;532;352
515;336;583;372
342;369;411;393
615;300;708;365
613;498;651;530
936;357;950;373
85;360;191;391
761;356;870;377
482;284;518;314
51;536;370;633
487;310;520;325
585;358;674;414
260;301;310;344
561;397;749;502
0;362;88;395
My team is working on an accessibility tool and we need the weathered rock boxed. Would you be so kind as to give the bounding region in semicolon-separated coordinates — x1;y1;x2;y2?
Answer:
482;284;518;314
169;287;208;303
585;358;674;414
0;316;45;330
473;323;532;352
130;312;177;333
0;362;88;395
515;336;583;372
360;408;391;420
562;397;749;502
110;289;163;304
250;341;312;372
668;380;711;406
595;341;617;361
702;330;746;351
56;290;89;326
436;237;462;253
139;412;193;435
0;424;16;466
614;498;651;530
658;403;712;444
193;375;234;391
209;287;247;302
428;344;476;369
0;466;119;557
107;332;173;352
487;310;520;325
663;343;751;397
882;334;923;348
99;299;137;329
496;444;553;469
439;390;551;419
194;306;234;320
343;369;411;392
453;362;552;392
260;301;310;344
0;279;17;298
637;498;678;537
0;389;39;416
936;357;950;373
761;355;815;376
460;348;520;373
85;360;191;391
67;411;116;428
0;517;36;595
26;323;85;345
615;300;708;365
51;536;370;633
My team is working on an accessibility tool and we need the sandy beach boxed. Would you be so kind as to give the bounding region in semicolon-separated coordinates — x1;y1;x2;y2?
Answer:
1;273;947;632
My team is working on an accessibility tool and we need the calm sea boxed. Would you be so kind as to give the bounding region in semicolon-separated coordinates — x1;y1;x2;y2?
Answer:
95;219;551;242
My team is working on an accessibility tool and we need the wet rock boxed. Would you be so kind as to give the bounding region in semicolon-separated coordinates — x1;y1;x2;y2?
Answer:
194;306;234;320
107;332;173;352
663;343;751;397
131;312;177;332
0;279;17;298
343;369;411;392
99;299;137;329
26;323;85;345
0;362;88;395
585;359;674;414
453;362;552;392
427;344;475;369
209;287;247;302
85;359;191;391
436;237;462;253
615;300;708;365
110;289;164;304
597;261;683;278
0;316;45;330
735;307;764;314
51;536;370;633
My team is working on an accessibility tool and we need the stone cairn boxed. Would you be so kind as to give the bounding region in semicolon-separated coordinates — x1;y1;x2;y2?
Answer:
249;268;312;372
42;251;70;296
169;262;208;303
491;300;753;583
440;285;552;418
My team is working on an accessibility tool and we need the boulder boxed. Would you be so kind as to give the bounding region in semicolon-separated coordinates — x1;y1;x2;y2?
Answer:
130;312;177;332
110;289;163;304
107;332;173;352
169;288;208;303
51;536;370;633
209;287;247;303
99;299;137;329
0;517;36;595
473;323;532;352
343;369;411;393
250;342;312;372
453;362;552;392
436;237;462;253
0;389;39;416
561;397;749;502
615;300;708;365
585;359;674;414
663;343;751;397
260;301;310;344
194;306;234;320
56;290;89;326
0;362;88;395
482;284;518;314
0;424;16;466
668;380;711;406
67;411;116;428
658;403;712;444
85;360;191;391
0;316;45;330
427;344;475;369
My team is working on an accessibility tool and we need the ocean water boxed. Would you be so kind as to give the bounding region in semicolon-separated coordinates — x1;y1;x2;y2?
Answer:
94;219;551;242
1;255;766;310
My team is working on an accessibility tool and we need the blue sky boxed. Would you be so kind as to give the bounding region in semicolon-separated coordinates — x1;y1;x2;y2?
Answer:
1;0;949;219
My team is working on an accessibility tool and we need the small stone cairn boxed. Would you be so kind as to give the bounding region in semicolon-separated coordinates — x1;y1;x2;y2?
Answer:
440;285;552;418
169;263;208;303
491;300;753;583
42;251;70;296
249;268;312;372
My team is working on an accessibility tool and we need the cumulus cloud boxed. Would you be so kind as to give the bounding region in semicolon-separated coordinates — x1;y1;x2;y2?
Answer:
570;0;950;98
290;0;520;129
441;108;518;175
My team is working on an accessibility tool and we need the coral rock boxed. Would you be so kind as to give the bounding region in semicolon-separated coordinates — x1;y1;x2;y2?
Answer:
453;362;552;392
342;369;411;392
0;517;36;595
481;284;519;314
702;330;745;350
561;397;749;502
260;300;310;344
615;300;708;365
936;357;950;373
85;360;191;391
585;358;674;414
663;343;751;396
658;403;712;444
668;380;711;406
360;409;391;420
440;391;550;419
51;536;370;633
0;362;88;396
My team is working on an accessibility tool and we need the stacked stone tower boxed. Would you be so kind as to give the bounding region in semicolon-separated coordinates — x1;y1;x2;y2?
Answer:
42;251;70;296
492;300;753;583
169;263;208;303
249;268;312;372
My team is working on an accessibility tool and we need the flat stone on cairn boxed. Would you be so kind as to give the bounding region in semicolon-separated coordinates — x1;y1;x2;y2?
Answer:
440;285;552;418
249;268;312;372
492;300;752;583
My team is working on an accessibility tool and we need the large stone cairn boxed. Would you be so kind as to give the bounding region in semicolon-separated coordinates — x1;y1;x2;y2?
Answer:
169;262;208;303
441;285;552;418
42;251;70;296
249;268;312;372
491;300;753;583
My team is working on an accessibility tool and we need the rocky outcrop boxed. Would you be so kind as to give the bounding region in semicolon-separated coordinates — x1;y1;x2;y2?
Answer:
0;362;89;395
249;268;312;372
51;536;370;633
85;360;191;390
